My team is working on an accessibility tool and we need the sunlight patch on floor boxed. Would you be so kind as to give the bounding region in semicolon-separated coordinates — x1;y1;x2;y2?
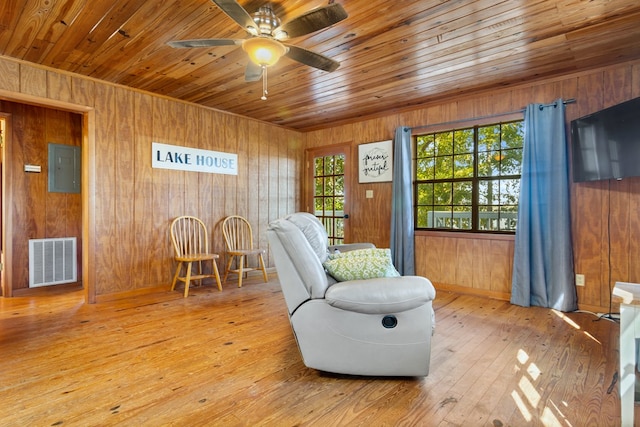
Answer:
552;309;602;344
512;348;572;427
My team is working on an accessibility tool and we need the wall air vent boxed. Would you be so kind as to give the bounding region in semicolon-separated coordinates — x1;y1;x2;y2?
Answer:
29;238;77;287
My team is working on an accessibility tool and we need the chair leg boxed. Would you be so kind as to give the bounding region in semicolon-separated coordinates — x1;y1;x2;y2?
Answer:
223;256;234;283
183;262;193;298
196;260;204;287
258;253;268;282
171;262;183;291
212;259;222;291
237;255;245;288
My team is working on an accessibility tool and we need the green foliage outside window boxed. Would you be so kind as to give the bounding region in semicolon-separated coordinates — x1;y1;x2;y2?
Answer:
415;120;524;232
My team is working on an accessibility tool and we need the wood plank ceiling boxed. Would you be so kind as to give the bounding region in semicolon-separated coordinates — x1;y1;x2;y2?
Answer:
1;0;640;131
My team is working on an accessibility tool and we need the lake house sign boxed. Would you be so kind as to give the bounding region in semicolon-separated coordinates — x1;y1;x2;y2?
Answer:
152;142;238;175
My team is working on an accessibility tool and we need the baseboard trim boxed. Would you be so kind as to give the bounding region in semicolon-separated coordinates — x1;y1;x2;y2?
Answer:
94;268;278;303
433;283;510;301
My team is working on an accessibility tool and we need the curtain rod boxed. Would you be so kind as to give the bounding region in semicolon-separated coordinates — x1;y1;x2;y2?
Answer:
409;98;577;132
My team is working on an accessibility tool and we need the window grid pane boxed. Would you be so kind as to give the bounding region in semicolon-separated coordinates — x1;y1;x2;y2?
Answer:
314;154;346;245
415;120;524;233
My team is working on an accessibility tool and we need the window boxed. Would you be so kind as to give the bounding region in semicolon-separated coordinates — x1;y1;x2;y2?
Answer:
414;120;524;233
313;154;346;245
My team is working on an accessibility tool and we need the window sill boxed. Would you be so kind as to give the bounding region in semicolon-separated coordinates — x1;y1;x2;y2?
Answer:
415;230;515;241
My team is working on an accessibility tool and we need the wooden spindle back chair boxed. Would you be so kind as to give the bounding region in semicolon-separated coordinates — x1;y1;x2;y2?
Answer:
222;215;268;287
170;216;222;297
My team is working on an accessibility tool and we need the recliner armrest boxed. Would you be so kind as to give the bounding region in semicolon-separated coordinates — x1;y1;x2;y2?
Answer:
324;276;435;314
328;243;375;253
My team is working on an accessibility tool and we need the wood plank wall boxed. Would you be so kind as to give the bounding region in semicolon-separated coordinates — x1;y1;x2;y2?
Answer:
305;59;640;312
0;55;303;297
1;52;640;311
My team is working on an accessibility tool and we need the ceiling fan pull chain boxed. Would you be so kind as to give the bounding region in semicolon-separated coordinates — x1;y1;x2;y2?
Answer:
261;65;268;101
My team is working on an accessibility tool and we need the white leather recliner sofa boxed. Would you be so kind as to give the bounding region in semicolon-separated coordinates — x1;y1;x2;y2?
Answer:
267;212;436;376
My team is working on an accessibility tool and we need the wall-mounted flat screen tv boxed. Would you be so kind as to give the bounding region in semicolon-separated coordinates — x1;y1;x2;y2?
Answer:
571;96;640;182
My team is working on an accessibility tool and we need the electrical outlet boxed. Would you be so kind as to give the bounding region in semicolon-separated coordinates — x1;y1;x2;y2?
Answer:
576;274;585;287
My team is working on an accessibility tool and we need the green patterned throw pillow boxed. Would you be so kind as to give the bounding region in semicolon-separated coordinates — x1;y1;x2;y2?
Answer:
323;248;400;282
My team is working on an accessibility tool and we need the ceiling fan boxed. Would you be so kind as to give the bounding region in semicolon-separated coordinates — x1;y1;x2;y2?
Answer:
167;0;348;100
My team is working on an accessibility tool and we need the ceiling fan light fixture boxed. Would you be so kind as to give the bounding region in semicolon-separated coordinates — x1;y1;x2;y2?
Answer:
170;1;348;101
242;37;287;67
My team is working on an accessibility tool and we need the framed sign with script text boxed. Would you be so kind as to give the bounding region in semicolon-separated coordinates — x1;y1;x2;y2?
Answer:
358;140;393;183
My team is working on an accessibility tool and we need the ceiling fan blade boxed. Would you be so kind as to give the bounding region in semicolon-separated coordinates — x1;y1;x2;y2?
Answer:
211;0;258;35
167;39;241;48
274;4;348;40
284;45;340;72
245;62;263;82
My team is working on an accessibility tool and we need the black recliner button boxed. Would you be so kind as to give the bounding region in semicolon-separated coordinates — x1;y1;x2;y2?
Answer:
382;315;397;328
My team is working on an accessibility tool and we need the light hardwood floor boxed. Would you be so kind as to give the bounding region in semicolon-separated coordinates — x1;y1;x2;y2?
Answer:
0;275;624;426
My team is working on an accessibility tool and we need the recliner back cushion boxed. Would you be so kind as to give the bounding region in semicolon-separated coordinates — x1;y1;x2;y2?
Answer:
285;212;330;263
269;214;330;298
